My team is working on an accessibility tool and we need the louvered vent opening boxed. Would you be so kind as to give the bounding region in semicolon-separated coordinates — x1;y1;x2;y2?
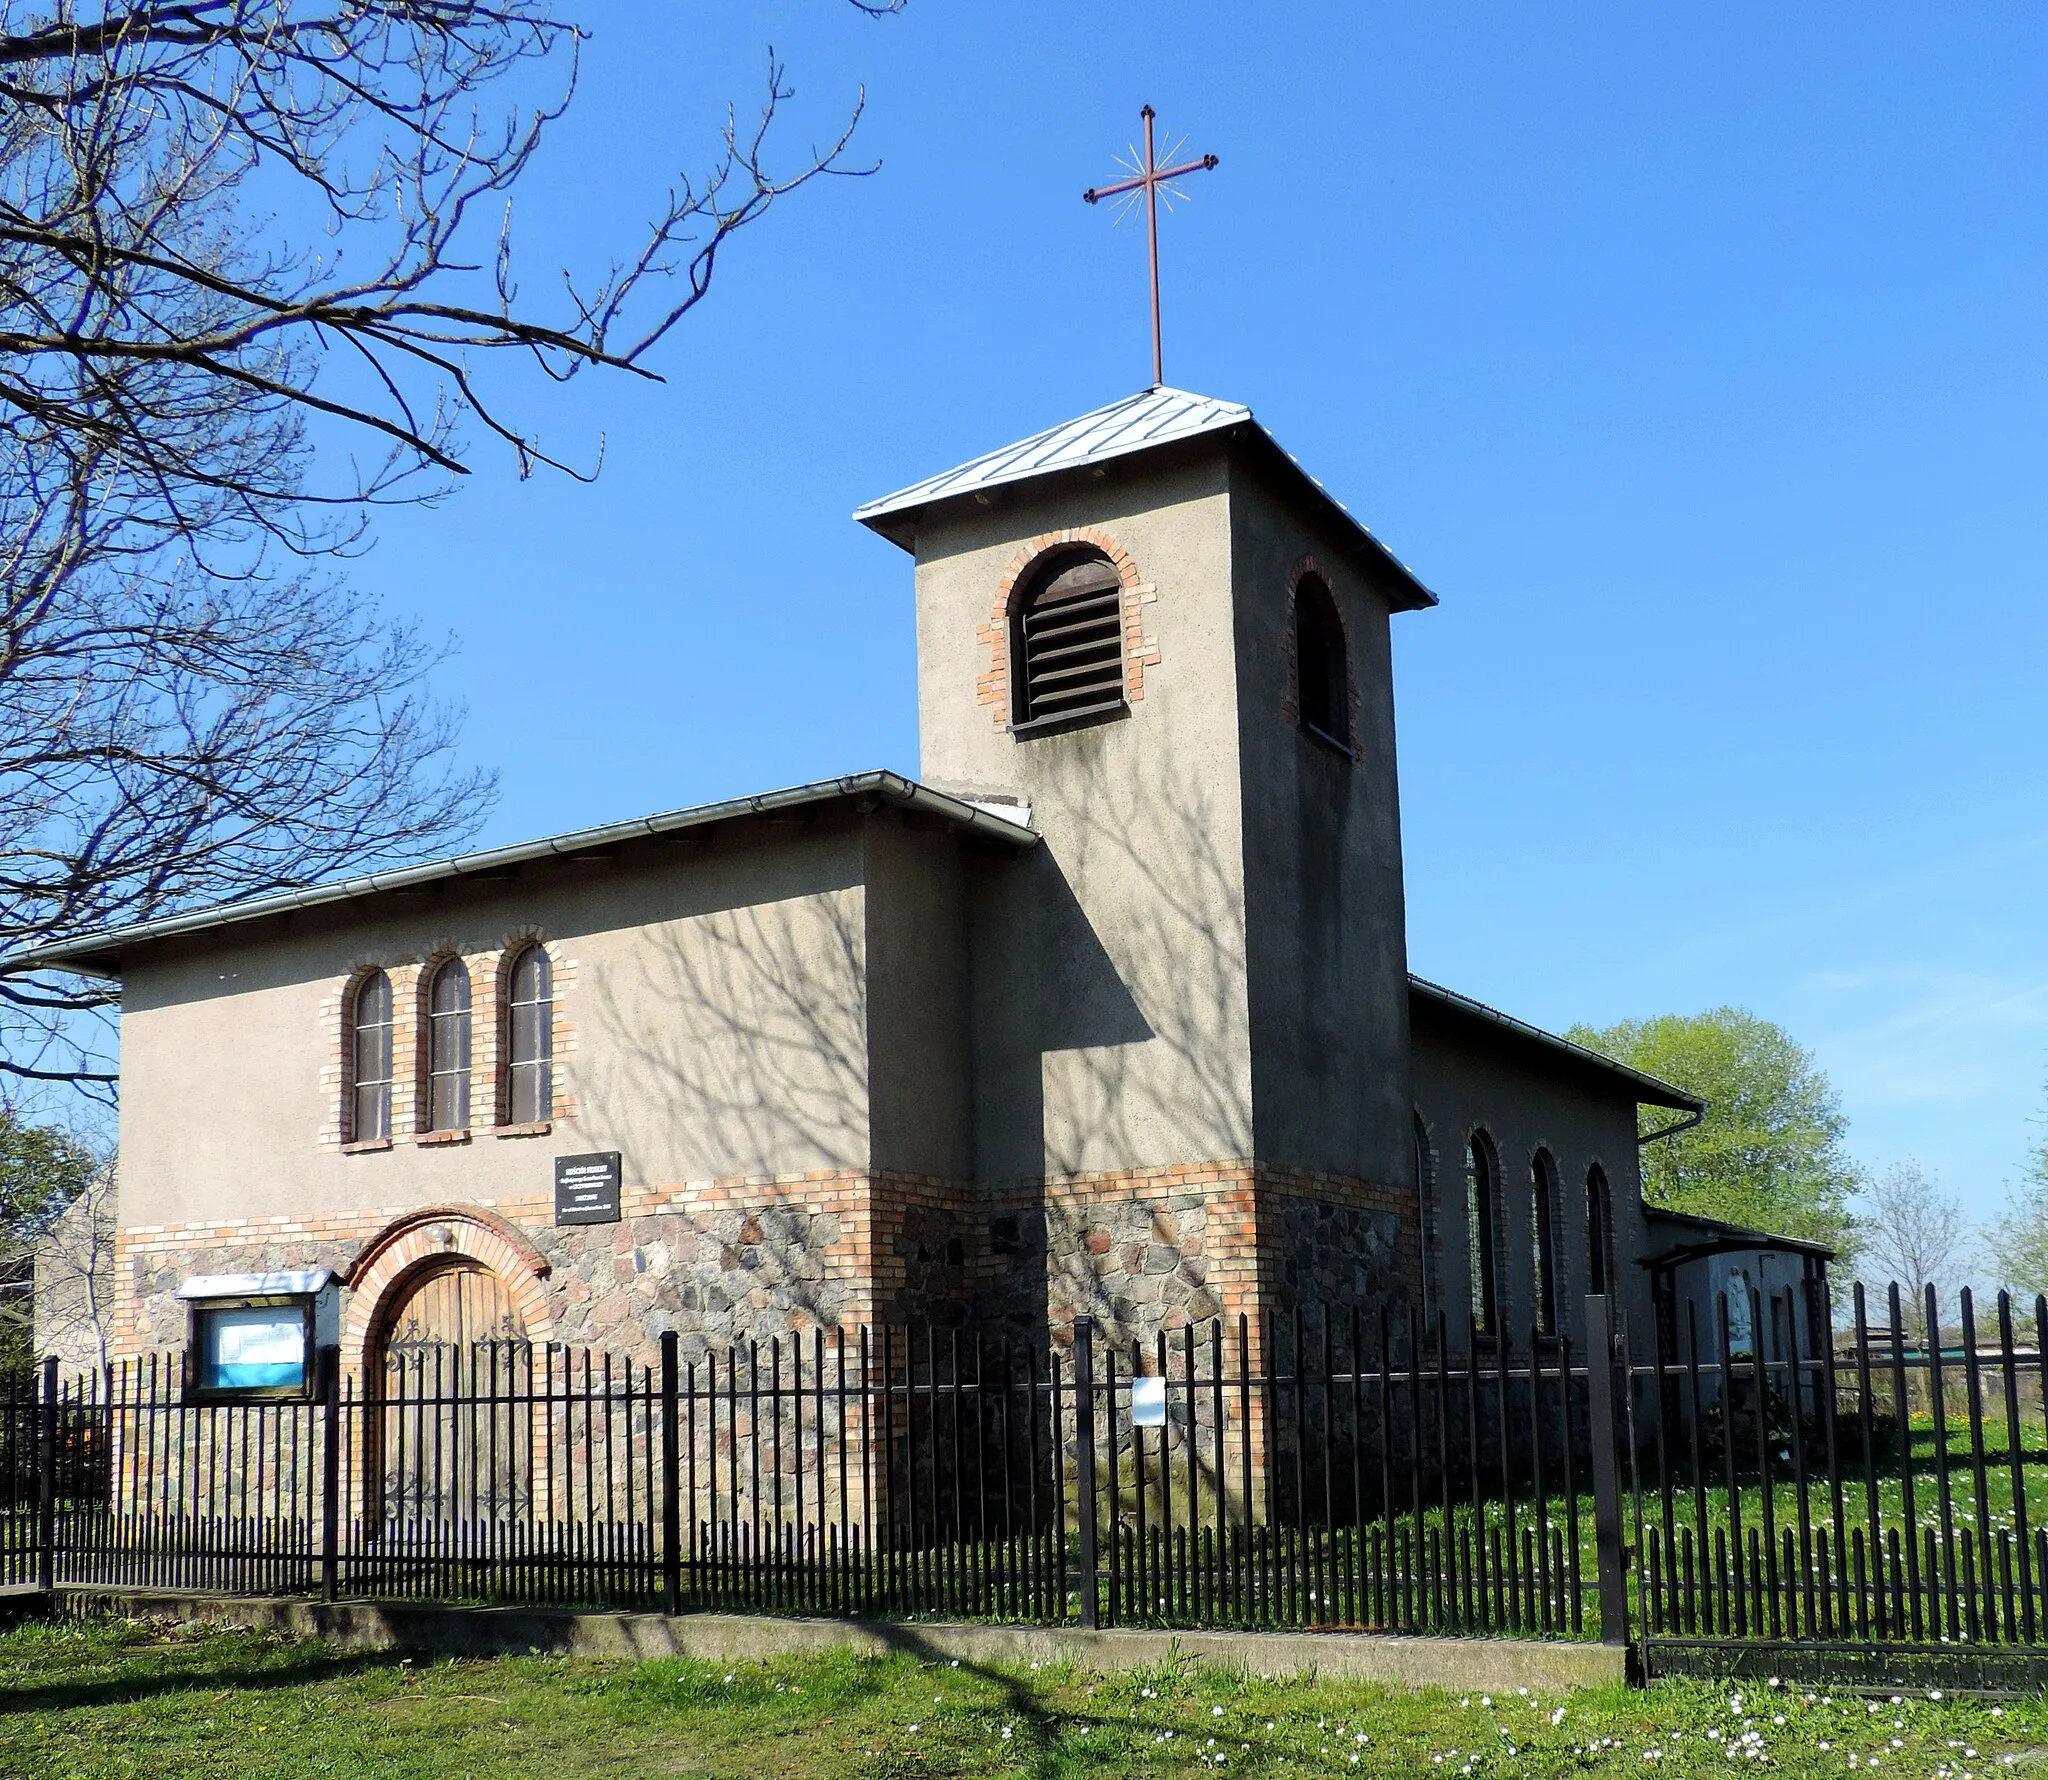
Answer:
1016;556;1125;726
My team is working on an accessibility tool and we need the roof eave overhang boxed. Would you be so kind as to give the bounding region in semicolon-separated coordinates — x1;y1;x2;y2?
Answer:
1640;1235;1837;1270
859;423;1438;613
8;770;1039;982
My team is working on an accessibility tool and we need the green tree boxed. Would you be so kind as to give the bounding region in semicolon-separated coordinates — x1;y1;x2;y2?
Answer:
1986;1087;2048;1301
1565;1008;1860;1262
0;1108;102;1373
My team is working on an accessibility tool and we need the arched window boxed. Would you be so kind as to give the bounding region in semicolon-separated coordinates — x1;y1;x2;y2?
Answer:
1413;1114;1435;1330
1531;1150;1559;1336
504;944;553;1125
1293;574;1352;751
426;958;472;1131
349;970;393;1142
1466;1134;1499;1337
1009;548;1126;730
1586;1164;1613;1297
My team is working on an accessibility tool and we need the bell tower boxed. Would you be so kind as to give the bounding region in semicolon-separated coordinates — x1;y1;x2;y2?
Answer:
857;388;1437;1337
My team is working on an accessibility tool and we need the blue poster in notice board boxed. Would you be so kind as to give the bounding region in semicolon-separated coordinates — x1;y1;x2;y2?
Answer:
197;1305;308;1390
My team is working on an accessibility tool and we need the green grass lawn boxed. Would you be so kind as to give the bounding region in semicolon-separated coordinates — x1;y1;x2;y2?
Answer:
0;1615;2041;1779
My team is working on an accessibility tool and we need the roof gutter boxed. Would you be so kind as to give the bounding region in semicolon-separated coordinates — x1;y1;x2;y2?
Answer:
3;770;1038;981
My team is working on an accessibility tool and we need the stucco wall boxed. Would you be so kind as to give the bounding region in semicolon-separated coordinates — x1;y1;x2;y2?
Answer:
862;816;974;1181
1228;455;1415;1188
910;450;1255;1183
1407;1001;1656;1352
112;807;997;1249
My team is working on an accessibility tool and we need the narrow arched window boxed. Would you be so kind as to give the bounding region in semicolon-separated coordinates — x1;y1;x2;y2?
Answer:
1010;548;1126;730
349;970;393;1142
426;958;471;1131
1294;574;1352;752
1586;1164;1613;1297
1531;1150;1559;1336
504;944;553;1125
1466;1135;1499;1337
1413;1114;1435;1331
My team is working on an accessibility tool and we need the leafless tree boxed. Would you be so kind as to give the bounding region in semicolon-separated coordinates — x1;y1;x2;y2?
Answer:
0;3;889;1096
22;1155;116;1375
1857;1157;1970;1342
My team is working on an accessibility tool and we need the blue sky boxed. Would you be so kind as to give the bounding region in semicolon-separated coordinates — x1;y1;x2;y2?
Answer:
343;3;2048;1224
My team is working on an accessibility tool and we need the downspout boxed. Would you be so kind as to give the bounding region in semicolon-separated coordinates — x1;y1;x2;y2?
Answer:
1637;1103;1705;1148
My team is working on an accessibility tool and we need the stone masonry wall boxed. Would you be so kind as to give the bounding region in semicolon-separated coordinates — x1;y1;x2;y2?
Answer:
107;1161;1423;1374
114;1171;882;1369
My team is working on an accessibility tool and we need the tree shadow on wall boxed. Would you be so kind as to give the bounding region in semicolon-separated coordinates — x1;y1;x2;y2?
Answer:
588;872;870;1343
979;745;1253;1183
974;746;1262;1364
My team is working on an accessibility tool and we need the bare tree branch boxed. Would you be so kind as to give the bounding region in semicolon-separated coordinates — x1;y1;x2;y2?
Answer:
0;3;892;1095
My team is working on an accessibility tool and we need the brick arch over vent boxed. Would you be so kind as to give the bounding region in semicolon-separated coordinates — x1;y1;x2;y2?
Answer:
341;1205;553;1366
975;528;1160;729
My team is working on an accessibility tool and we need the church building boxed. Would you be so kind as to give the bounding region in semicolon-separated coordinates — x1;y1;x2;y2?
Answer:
24;387;1711;1377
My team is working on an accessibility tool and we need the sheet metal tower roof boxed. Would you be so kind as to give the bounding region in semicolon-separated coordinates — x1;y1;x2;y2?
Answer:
854;386;1436;610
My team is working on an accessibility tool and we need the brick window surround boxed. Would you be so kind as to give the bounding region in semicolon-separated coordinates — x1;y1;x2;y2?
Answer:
1280;554;1360;751
320;932;577;1153
977;528;1159;731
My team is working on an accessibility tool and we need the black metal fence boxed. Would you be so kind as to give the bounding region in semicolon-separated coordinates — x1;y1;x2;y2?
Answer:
1629;1281;2048;1682
11;1282;2048;1682
0;1304;1620;1638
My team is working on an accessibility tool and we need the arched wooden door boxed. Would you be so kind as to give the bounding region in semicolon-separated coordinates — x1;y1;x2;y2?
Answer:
367;1258;531;1526
376;1259;526;1357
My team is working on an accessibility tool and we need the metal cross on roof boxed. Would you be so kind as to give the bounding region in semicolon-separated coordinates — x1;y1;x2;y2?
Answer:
1084;105;1219;389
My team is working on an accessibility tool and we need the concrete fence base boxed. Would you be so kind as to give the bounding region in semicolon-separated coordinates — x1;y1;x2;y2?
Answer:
49;1586;1626;1692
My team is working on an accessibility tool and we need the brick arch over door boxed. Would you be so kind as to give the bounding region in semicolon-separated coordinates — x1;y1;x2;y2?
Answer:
341;1205;553;1369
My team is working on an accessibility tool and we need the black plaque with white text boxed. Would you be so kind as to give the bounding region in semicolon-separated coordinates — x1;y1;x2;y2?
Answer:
554;1152;622;1226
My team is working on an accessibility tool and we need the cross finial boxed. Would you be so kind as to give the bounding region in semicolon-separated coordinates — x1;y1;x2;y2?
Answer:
1084;106;1219;388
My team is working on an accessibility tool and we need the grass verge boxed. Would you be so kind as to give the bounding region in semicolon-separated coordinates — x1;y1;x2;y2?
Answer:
0;1613;2039;1778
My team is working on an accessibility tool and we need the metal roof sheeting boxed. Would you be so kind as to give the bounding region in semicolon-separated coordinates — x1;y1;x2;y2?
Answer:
854;387;1250;524
6;771;1039;980
853;386;1436;609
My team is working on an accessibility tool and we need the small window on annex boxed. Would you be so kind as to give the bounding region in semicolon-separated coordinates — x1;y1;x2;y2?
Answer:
1530;1150;1559;1337
1293;574;1352;752
426;957;472;1131
1466;1134;1500;1337
1010;548;1126;731
504;944;553;1125
349;970;394;1142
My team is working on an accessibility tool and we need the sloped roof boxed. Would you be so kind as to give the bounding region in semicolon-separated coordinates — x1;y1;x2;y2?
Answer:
854;387;1251;521
1641;1204;1836;1263
854;386;1437;610
1408;975;1705;1113
5;771;1038;981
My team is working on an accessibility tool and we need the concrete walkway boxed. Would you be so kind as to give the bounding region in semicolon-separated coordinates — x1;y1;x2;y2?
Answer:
50;1585;1625;1691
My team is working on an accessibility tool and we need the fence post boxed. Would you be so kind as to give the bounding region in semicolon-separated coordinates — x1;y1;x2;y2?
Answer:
319;1347;340;1603
1074;1318;1099;1630
661;1330;681;1616
36;1355;57;1595
1584;1295;1630;1649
